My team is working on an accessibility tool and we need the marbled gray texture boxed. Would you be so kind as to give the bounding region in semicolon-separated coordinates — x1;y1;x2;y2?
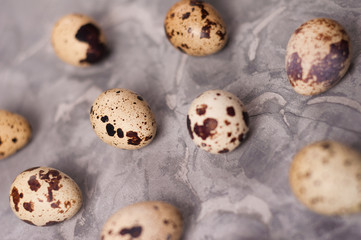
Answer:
1;0;361;239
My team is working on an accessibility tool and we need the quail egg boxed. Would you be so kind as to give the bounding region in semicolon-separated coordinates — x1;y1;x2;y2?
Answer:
164;0;228;56
187;90;249;154
90;88;157;150
0;110;32;160
286;18;351;95
290;140;361;215
101;201;183;240
52;13;107;66
9;167;82;226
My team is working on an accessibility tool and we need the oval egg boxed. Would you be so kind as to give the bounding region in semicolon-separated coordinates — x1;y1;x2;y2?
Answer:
90;88;157;150
164;0;228;56
9;167;82;226
0;110;32;160
187;90;249;154
52;13;107;66
101;201;183;240
286;18;351;95
289;140;361;215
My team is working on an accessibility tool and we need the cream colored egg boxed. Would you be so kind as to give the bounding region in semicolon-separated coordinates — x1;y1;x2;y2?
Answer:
0;110;32;160
9;167;82;226
164;0;228;56
52;14;107;66
90;89;157;150
286;18;351;95
101;201;183;240
187;90;249;154
290;141;361;215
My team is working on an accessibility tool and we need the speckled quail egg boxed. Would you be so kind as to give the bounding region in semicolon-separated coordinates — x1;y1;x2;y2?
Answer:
187;90;249;154
286;18;351;95
101;201;183;240
90;88;157;150
164;0;228;56
9;167;82;226
52;13;107;66
0;110;32;160
289;140;361;215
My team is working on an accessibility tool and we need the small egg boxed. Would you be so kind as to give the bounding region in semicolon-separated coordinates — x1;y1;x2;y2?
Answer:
52;14;107;66
0;110;32;160
164;0;228;56
286;18;351;95
187;90;249;154
289;141;361;215
101;201;183;240
90;88;157;150
9;167;82;226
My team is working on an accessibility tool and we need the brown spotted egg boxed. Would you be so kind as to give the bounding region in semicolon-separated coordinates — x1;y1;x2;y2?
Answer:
0;110;32;160
164;0;228;56
52;14;107;66
290;141;361;215
286;18;351;95
101;201;183;240
90;88;157;150
9;167;82;226
187;90;249;154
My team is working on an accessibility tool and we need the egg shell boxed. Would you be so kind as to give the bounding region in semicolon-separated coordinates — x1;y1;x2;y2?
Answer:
0;110;32;160
187;90;249;154
286;18;351;95
164;0;228;56
101;201;183;240
289;141;361;215
52;13;107;66
9;167;82;226
90;88;157;150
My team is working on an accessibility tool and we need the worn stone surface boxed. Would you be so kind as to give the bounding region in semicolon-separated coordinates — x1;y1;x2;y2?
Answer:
1;0;361;239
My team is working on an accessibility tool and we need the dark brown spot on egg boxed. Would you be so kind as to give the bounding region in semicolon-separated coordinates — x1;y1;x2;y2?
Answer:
194;118;218;140
188;27;192;33
117;128;124;138
307;40;349;86
106;124;116;136
39;170;62;202
120;226;142;237
11;187;22;212
28;175;41;192
45;221;61;226
242;111;249;127
224;120;231;126
90;106;93;114
0;137;2;145
187;115;194;139
64;201;71;209
196;104;207;115
219;148;229;153
51;200;61;208
101;116;109;123
287;52;303;82
177;46;186;53
181;43;190;49
200;19;217;39
145;135;153;141
227;107;235;116
126;131;142;145
322;142;330;149
23;201;34;212
190;0;204;7
182;12;191;20
295;27;303;35
216;30;226;40
137;96;143;101
170;13;175;18
76;23;107;64
12;138;17;143
230;137;237;143
238;133;245;142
